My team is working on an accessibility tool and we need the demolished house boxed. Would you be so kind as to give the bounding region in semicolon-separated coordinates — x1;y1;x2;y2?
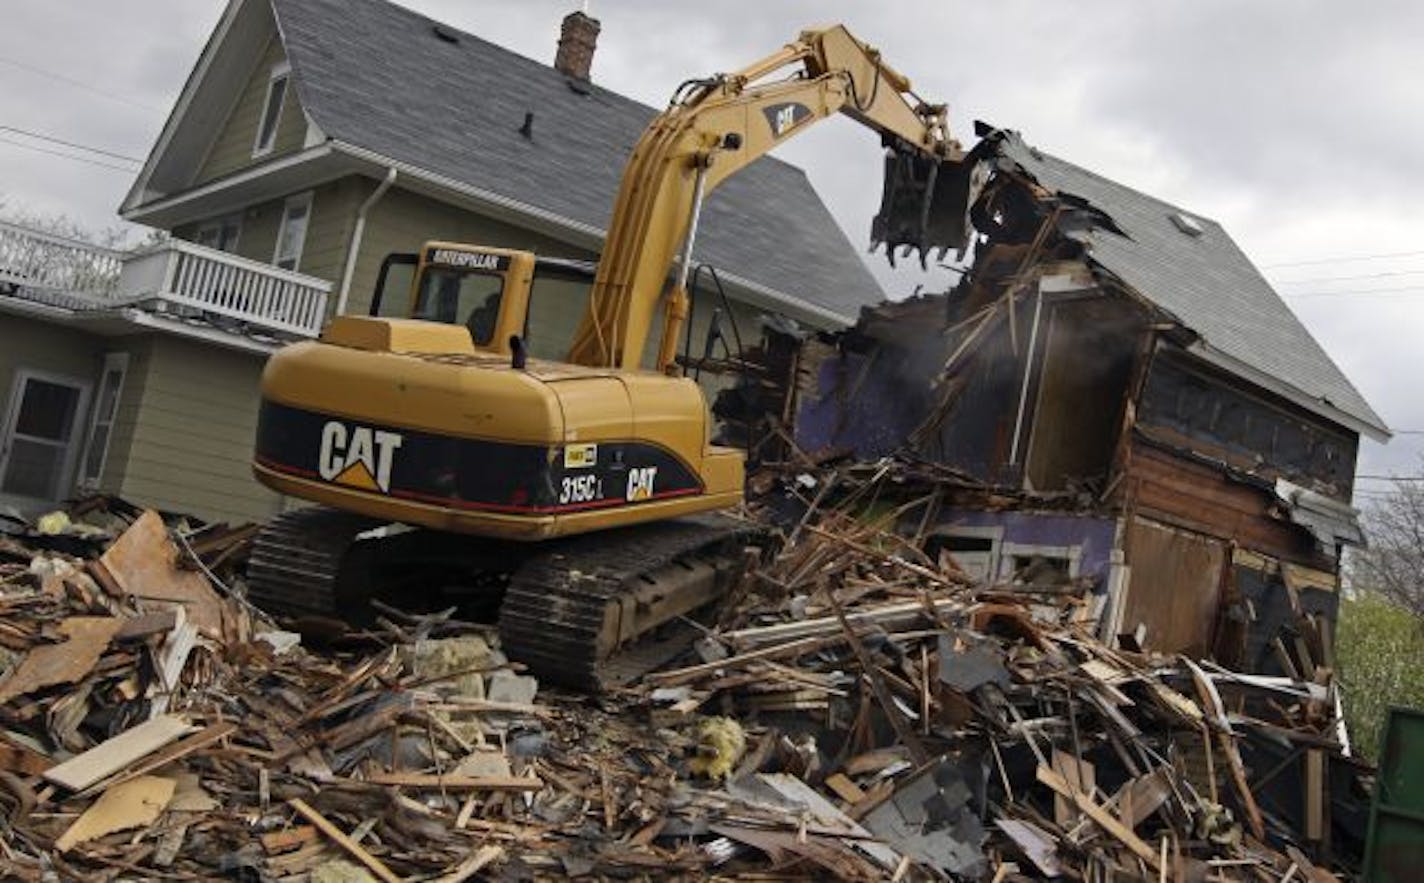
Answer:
756;126;1388;673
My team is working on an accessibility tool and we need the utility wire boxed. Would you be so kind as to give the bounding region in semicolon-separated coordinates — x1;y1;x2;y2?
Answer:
1260;248;1424;270
1270;268;1424;286
0;135;138;173
0;124;143;163
1283;285;1424;299
0;54;160;112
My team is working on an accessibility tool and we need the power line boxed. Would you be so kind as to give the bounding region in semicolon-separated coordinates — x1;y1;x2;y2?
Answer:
1283;285;1424;299
0;135;138;173
1270;268;1424;286
0;124;143;164
0;55;159;112
1355;474;1424;481
1260;249;1424;270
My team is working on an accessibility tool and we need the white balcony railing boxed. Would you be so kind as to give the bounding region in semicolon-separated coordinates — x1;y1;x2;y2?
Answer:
0;220;332;338
0;219;124;296
119;240;332;337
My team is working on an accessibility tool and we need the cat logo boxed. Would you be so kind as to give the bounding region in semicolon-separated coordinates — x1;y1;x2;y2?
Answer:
626;466;658;501
763;101;811;138
564;443;598;469
318;421;403;493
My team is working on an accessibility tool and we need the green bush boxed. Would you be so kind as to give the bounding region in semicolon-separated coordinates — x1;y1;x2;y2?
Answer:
1336;592;1424;762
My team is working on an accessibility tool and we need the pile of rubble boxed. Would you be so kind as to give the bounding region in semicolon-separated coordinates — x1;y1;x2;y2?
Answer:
0;475;1366;880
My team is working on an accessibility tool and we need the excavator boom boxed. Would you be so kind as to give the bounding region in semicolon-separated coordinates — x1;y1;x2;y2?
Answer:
566;24;978;372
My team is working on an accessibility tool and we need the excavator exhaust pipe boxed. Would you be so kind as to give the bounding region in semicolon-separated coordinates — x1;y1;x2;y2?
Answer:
871;148;984;268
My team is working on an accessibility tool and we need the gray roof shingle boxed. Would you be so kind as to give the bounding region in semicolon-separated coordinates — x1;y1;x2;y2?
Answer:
270;0;885;323
995;134;1387;436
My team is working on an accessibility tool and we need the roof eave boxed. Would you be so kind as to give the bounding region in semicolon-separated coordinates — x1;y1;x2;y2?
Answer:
1189;339;1390;443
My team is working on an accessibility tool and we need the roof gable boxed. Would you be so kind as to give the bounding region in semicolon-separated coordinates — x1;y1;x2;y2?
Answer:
992;133;1387;439
270;0;884;322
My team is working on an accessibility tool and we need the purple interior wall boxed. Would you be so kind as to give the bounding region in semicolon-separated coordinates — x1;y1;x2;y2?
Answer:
932;509;1118;585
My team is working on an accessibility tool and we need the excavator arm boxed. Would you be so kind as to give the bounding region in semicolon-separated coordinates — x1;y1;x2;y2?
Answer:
566;24;976;371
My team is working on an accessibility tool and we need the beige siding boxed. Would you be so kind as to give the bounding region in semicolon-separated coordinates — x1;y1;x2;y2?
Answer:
351;184;769;384
96;339;153;496
114;335;281;523
195;34;309;185
300;179;362;282
0;315;104;503
344;185;599;318
172;178;361;284
0;315;103;398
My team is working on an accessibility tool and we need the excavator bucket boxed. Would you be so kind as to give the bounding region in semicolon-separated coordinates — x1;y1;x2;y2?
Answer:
871;149;984;268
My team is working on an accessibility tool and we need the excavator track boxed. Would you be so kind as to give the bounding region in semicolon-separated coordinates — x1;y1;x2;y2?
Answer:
247;508;761;691
247;507;381;620
498;514;760;691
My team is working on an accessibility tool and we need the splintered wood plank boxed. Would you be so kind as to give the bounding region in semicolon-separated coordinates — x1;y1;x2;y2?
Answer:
0;617;122;704
1037;765;1158;870
289;798;401;883
435;844;505;882
42;715;194;792
1051;749;1096;827
54;775;176;852
824;773;866;804
358;772;544;791
79;721;237;797
99;510;227;638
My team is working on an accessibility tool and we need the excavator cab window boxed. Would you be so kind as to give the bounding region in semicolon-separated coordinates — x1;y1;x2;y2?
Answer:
369;253;418;318
411;267;505;346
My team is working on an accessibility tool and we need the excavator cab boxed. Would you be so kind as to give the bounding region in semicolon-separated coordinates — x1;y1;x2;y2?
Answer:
369;243;537;356
368;243;602;363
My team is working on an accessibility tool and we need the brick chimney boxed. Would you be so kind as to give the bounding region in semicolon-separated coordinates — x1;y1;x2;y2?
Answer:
554;10;600;81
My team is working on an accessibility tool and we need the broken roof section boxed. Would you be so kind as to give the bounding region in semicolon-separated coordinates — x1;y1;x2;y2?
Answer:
984;129;1388;441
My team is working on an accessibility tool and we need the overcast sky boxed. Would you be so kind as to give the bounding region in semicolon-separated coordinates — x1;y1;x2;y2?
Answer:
2;0;1421;493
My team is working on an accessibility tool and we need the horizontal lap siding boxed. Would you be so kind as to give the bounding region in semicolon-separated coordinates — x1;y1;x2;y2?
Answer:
298;179;360;283
0;315;103;395
344;186;600;319
196;33;307;185
116;335;280;524
1125;440;1331;571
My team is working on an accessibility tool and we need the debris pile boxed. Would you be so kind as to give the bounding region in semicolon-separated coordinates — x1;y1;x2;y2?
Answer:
0;484;1367;880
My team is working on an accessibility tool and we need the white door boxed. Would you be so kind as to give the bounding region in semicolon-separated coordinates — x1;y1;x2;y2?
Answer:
0;370;91;511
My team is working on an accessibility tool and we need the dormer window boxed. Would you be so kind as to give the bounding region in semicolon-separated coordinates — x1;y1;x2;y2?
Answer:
253;62;290;157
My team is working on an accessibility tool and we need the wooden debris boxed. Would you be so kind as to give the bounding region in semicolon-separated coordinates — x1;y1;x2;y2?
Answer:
0;617;121;704
290;798;401;883
43;715;193;792
54;775;175;851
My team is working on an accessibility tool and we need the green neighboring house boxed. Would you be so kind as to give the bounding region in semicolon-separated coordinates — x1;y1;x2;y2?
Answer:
0;0;884;523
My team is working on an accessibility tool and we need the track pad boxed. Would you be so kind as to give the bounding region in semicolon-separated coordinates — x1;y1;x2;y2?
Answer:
871;149;984;268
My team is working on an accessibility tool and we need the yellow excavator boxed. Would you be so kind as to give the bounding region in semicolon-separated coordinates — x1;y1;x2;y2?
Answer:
248;25;977;689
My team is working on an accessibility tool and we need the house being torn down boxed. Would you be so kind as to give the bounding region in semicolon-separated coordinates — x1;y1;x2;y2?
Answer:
726;125;1388;672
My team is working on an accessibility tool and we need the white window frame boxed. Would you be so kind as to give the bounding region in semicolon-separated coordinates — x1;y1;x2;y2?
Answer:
926;526;1003;583
997;541;1083;582
252;61;291;158
0;368;93;506
195;213;243;253
273;191;313;272
76;353;129;491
